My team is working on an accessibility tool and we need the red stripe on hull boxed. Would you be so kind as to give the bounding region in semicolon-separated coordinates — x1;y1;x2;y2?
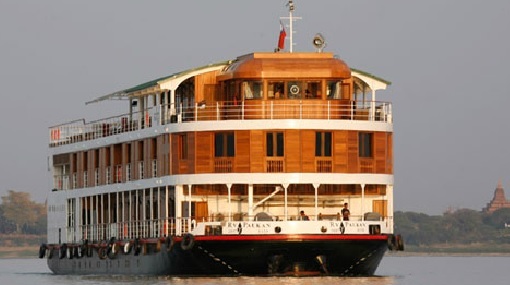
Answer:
176;234;389;242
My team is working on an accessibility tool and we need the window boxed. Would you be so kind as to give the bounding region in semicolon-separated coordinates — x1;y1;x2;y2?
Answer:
359;132;373;157
242;81;262;99
266;132;284;156
304;81;322;99
268;81;285;99
215;132;235;157
327;80;342;99
315;132;332;156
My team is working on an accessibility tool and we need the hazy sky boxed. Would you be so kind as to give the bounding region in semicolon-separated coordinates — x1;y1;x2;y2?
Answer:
1;0;509;215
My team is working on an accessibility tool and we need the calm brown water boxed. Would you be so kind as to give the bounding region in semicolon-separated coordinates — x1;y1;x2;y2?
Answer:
1;256;509;285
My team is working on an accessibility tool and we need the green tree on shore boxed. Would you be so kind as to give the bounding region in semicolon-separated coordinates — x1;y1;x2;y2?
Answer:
0;190;46;234
395;208;510;247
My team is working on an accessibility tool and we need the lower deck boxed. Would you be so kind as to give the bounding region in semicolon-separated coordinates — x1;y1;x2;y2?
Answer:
47;181;394;245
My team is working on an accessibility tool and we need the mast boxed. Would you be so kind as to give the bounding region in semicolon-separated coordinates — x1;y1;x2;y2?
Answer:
288;0;295;53
280;0;301;53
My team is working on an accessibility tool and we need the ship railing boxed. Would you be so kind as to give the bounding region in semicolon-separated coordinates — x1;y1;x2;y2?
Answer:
49;100;391;147
204;212;391;223
53;174;70;190
65;214;392;244
77;219;186;242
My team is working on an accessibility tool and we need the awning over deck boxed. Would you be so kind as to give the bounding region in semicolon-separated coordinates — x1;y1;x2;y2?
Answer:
85;61;230;105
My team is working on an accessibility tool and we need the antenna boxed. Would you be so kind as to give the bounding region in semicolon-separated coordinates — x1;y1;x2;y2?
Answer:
280;0;302;53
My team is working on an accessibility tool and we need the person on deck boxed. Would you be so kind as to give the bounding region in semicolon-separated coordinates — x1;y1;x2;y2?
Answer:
341;203;350;221
300;210;309;221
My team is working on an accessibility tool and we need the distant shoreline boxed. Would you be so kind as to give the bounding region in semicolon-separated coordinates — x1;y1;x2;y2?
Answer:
0;246;39;259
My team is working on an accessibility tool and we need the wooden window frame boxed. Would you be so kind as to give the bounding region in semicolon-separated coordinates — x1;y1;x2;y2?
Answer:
359;132;373;158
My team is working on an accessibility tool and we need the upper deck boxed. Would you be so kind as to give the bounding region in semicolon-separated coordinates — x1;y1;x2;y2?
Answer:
49;100;392;147
49;52;391;148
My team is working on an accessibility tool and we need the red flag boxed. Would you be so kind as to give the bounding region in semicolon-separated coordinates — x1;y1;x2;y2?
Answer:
277;21;286;50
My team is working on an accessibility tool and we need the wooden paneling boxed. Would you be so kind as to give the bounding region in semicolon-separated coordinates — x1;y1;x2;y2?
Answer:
373;200;388;217
333;131;348;172
220;53;351;80
250;130;265;172
156;134;170;176
285;130;301;172
301;130;316;172
236;130;251;172
243;100;265;119
113;144;122;165
388;133;393;174
165;129;392;175
347;131;359;173
171;134;179;175
195;71;220;103
188;133;196;174
195;201;209;221
374;132;388;174
195;132;213;173
53;153;70;165
242;100;356;120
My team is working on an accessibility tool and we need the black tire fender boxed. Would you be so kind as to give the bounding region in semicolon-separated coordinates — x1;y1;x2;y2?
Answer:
180;233;195;251
38;244;46;259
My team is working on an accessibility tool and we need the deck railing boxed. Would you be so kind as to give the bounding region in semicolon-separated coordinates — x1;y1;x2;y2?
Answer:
74;218;194;242
49;100;392;147
60;214;391;243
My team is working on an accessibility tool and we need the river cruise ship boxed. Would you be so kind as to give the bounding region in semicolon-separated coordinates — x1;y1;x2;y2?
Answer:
40;1;402;276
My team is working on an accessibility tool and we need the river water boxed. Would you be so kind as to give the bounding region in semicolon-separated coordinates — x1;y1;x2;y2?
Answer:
1;255;509;285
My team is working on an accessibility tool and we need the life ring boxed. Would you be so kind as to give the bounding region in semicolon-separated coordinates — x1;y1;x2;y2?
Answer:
191;219;197;230
97;247;107;260
123;241;132;255
165;236;175;252
180;233;195;251
108;243;119;259
38;244;47;259
290;84;300;95
59;244;67;259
